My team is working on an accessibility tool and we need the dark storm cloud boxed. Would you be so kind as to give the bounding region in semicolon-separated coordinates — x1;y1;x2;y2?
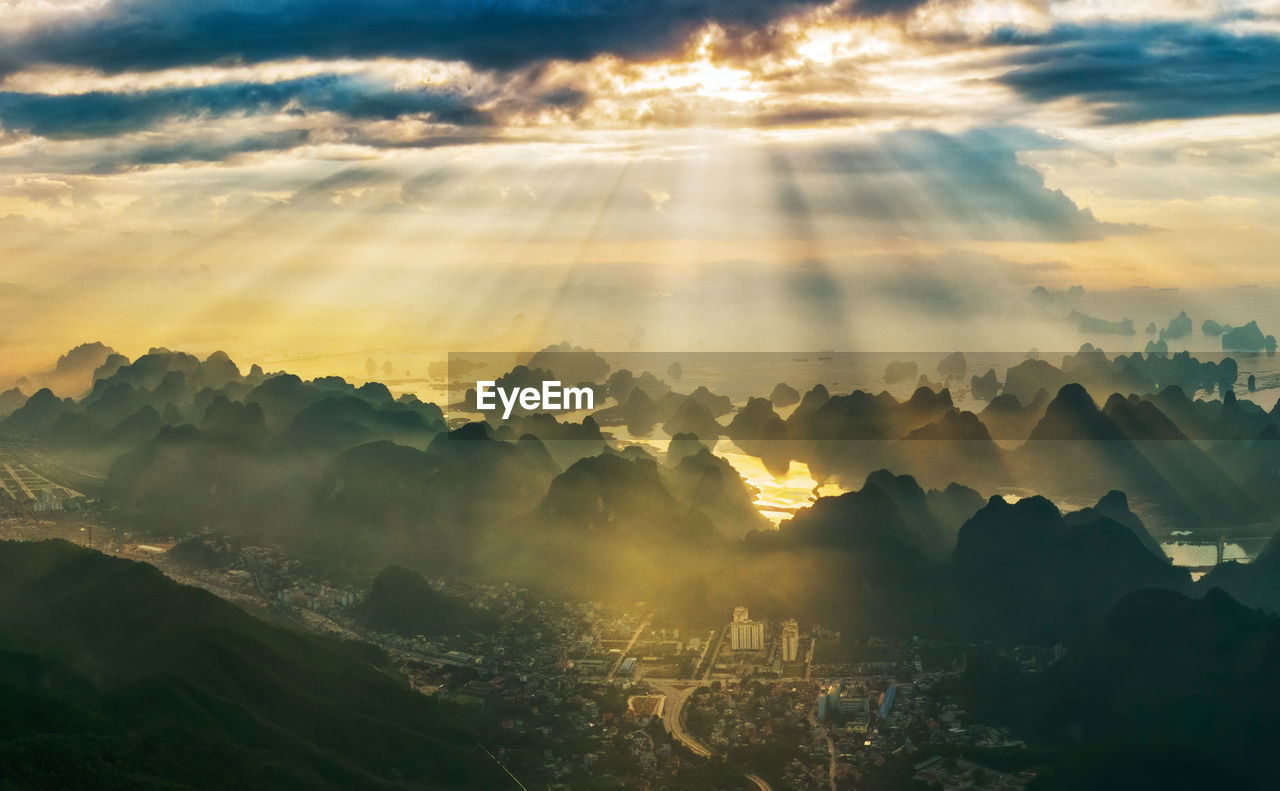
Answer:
0;0;930;76
0;74;490;139
993;22;1280;123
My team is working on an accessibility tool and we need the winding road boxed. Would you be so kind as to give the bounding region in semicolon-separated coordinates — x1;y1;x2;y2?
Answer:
651;682;712;758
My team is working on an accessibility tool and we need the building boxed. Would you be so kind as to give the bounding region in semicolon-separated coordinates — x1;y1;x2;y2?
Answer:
729;606;764;651
780;619;800;662
730;619;764;651
841;693;871;732
817;685;840;721
880;686;901;721
32;489;63;513
818;684;872;730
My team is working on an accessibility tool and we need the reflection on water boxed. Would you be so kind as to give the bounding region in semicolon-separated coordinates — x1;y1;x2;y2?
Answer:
716;444;845;525
606;427;848;526
1161;541;1250;567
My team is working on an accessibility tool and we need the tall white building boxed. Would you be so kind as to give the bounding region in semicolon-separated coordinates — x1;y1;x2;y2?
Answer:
780;619;800;662
729;606;764;651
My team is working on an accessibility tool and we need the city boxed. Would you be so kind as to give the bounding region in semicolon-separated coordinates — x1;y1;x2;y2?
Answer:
2;501;1039;791
2;1;1279;783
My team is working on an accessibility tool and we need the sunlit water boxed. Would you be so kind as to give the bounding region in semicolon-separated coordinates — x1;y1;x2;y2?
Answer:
715;445;845;525
1160;542;1251;566
603;425;846;525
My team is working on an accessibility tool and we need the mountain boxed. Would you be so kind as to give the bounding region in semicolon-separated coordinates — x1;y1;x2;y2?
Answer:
0;539;508;790
663;448;772;539
104;423;297;533
953;495;1189;643
0;387;25;419
752;472;952;635
1013;384;1202;522
769;382;799;407
726;397;791;474
312;430;556;570
1200;530;1280;615
277;394;441;452
1032;588;1280;790
1063;490;1163;557
359;566;496;637
979;388;1049;439
661;395;723;439
0;388;74;437
895;408;1006;490
1002;358;1068;405
538;452;717;544
783;469;984;558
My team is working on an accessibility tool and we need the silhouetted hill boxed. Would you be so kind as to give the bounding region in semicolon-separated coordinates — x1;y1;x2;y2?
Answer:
749;475;950;635
0;388;73;437
105;422;314;534
1013;384;1207;522
663;448;772;539
953;495;1189;643
1032;588;1280;790
688;385;733;418
311;432;554;569
1200;529;1280;615
979;388;1049;439
1222;320;1277;353
970;367;999;401
278;395;441;452
726;397;791;475
16;341;121;396
508;413;606;467
0;540;507;790
538;452;717;544
359;566;496;637
1027;383;1123;441
1101;392;1185;440
769;382;799;407
0;386;25;419
525;342;610;383
1003;358;1068;405
662;395;723;438
103;403;164;444
1063;490;1162;557
765;470;980;559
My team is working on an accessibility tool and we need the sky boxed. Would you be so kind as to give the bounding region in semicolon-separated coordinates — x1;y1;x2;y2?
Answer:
1;0;1279;378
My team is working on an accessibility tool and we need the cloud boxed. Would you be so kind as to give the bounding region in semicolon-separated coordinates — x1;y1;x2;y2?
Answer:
0;0;855;76
765;128;1134;241
994;21;1280;123
0;73;491;140
123;131;316;167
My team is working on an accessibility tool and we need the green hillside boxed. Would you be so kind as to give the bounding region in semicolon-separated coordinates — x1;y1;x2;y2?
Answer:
0;540;511;790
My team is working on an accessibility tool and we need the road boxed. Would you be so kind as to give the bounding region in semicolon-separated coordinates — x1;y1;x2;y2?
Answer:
0;452;86;504
650;681;712;758
811;713;837;791
690;628;716;678
745;774;774;791
640;679;780;791
606;612;651;680
825;731;837;791
696;624;727;680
